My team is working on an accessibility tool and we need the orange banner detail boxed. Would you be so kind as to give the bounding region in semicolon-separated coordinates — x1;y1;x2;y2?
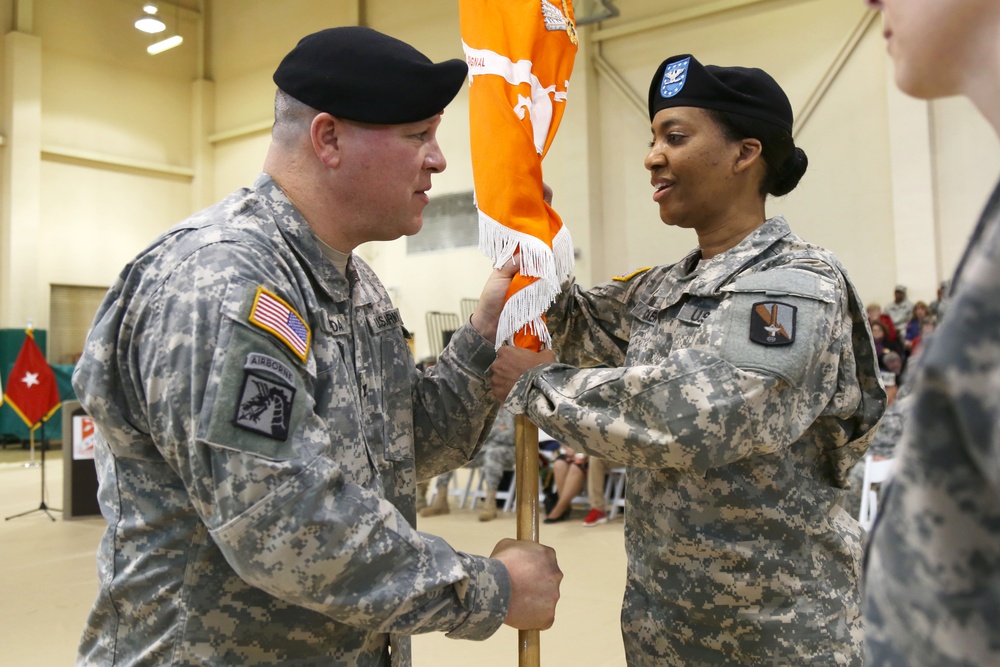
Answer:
461;0;578;350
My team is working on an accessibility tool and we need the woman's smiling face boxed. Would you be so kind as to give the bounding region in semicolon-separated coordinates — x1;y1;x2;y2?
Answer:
644;106;745;230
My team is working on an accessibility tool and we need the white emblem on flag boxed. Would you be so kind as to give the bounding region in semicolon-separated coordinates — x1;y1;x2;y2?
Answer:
541;0;578;44
248;287;311;361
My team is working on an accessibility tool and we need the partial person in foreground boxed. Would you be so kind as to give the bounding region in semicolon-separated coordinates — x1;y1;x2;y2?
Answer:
491;54;885;666
472;407;517;522
72;27;560;667
862;1;1000;665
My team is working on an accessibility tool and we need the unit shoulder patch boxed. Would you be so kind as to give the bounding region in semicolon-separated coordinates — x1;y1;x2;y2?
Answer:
248;286;311;362
749;301;796;346
233;371;295;441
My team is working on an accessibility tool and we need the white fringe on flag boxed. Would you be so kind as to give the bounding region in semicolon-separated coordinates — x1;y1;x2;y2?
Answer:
494;277;557;350
476;200;574;348
478;210;558;285
551;224;574;284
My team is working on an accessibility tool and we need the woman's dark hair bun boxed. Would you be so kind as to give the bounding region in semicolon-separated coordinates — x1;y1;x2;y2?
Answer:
769;147;808;197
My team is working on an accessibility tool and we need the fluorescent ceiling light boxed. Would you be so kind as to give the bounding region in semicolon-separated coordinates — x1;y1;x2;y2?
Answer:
147;35;183;54
135;15;166;33
135;4;165;33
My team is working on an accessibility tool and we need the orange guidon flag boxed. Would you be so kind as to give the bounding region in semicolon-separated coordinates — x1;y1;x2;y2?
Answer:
460;0;579;351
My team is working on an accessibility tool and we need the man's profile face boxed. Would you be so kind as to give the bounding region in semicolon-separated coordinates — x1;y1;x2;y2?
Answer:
336;113;447;244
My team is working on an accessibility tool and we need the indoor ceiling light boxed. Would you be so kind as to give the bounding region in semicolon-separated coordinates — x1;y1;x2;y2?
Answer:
134;4;166;33
147;34;183;54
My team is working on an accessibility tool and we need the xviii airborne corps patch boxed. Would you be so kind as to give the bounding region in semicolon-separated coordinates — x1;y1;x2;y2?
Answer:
234;372;295;440
749;301;796;346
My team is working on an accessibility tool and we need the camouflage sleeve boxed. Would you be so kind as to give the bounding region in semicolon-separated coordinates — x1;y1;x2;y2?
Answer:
545;271;658;369
507;264;855;473
868;393;912;458
135;243;510;639
410;321;501;480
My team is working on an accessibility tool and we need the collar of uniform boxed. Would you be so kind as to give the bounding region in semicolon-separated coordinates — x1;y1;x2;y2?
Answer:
253;172;351;303
684;216;792;297
344;255;380;306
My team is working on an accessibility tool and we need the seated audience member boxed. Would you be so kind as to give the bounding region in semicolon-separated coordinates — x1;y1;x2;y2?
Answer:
929;279;950;321
880;355;902;405
907;316;936;359
582;457;614;527
884;284;914;332
543;446;588;524
538;432;562;514
475;409;517;522
871;320;904;369
902;301;930;353
420;471;454;517
867;303;899;343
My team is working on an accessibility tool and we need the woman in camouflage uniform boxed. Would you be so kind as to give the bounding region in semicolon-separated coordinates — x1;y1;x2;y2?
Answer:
495;54;885;666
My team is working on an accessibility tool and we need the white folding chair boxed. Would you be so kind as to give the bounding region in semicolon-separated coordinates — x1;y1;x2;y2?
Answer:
606;467;627;520
858;455;895;531
466;467;516;512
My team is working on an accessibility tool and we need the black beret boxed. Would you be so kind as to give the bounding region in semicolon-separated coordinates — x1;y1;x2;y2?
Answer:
648;54;793;133
273;26;468;125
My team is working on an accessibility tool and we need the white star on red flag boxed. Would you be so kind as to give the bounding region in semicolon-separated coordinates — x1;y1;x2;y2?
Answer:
21;372;40;388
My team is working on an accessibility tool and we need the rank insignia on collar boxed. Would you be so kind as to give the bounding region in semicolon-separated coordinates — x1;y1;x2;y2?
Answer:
248;286;311;362
612;266;652;282
749;301;796;346
234;372;295;441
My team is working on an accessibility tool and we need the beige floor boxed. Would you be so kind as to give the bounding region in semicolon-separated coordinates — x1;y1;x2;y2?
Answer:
0;456;627;666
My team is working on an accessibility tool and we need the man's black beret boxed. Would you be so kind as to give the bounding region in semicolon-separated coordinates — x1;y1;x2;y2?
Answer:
648;54;793;133
273;26;468;125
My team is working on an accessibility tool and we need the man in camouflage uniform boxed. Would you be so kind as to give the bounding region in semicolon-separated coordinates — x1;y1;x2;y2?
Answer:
472;408;516;521
72;27;560;666
494;54;885;665
863;1;1000;664
883;285;913;333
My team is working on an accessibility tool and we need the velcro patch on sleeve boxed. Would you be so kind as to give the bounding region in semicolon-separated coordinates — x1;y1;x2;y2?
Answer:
718;268;837;385
248;286;311;362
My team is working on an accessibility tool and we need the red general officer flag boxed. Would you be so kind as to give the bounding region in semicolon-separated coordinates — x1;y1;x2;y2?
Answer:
461;0;578;351
3;330;61;429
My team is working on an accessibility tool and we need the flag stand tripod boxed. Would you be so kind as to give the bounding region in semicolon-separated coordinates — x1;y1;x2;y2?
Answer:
5;418;60;522
22;429;40;468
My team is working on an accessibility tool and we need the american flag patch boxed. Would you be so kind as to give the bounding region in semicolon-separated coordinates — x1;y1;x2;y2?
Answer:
248;287;311;361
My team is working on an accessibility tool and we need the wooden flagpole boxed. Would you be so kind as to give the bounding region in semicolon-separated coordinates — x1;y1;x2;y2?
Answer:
515;413;541;667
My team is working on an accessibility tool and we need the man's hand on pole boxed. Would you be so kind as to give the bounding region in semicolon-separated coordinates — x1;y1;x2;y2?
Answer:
490;539;562;630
